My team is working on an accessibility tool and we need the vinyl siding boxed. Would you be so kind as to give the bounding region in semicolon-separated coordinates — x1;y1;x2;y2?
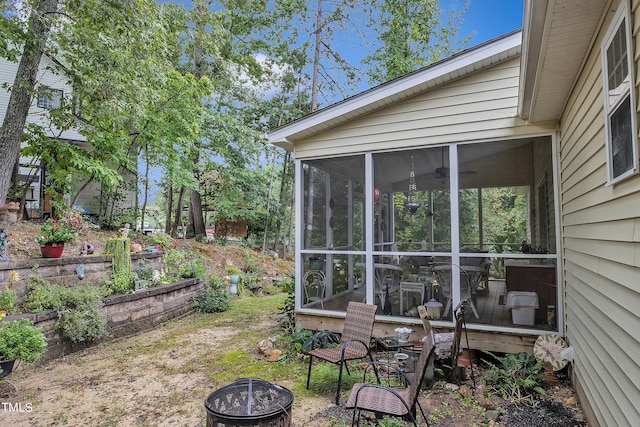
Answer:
558;0;640;425
0;55;84;142
294;58;556;158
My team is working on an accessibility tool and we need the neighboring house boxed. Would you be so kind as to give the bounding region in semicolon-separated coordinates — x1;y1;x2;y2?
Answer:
0;54;135;217
266;0;640;425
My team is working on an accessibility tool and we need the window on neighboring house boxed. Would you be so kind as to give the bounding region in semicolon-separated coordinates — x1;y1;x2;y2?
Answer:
37;87;63;109
602;4;637;183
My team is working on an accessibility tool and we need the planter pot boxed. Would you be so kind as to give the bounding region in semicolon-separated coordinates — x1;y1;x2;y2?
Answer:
0;359;15;379
229;283;238;295
229;275;240;284
40;242;65;258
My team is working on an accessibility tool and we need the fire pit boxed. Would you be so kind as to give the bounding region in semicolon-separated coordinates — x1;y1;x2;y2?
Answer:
204;378;294;427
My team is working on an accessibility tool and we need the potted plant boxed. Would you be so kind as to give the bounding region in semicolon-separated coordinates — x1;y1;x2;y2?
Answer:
37;217;78;258
0;318;47;377
308;256;324;271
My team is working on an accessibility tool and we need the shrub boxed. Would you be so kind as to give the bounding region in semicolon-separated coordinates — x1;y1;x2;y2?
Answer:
135;259;155;280
0;318;47;363
180;258;205;279
54;286;106;343
23;278;106;343
193;275;230;313
0;288;17;315
481;351;545;402
163;249;189;275
147;232;174;252
193;288;230;313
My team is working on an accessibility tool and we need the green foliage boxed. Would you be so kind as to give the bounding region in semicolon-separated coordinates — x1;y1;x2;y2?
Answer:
108;273;134;295
135;259;155;281
54;285;106;343
481;351;545;403
179;258;205;279
23;277;65;313
278;274;295;334
22;278;106;343
0;288;17;314
0;318;47;363
280;328;313;359
163;249;189;275
361;416;408;427
37;217;78;245
193;283;230;313
147;233;174;252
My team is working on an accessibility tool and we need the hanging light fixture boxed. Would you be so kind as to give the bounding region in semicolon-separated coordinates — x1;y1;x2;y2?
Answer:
407;155;419;215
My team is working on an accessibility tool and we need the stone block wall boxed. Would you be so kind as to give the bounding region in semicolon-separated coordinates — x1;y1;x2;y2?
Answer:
0;252;163;298
3;278;203;361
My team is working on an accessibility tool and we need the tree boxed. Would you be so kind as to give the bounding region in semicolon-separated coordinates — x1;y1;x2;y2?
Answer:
364;0;472;84
0;0;59;204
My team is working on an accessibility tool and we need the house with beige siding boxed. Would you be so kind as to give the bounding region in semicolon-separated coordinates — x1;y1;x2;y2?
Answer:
266;1;640;425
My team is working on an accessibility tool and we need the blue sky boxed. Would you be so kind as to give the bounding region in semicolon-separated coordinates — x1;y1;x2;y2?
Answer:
456;0;523;45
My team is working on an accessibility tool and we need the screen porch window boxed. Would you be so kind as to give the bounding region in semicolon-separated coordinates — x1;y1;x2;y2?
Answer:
602;5;637;183
37;87;63;110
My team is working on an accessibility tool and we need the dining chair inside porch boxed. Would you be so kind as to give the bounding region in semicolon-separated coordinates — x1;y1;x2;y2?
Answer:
345;334;435;427
305;301;379;405
432;264;481;319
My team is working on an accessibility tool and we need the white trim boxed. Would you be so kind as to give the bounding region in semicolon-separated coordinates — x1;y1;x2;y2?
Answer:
267;31;522;145
601;1;638;185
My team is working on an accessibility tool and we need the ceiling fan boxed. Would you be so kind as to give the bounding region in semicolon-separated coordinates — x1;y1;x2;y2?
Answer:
433;147;477;179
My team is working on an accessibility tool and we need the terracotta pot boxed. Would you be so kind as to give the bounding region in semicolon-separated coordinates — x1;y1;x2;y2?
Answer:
40;242;65;258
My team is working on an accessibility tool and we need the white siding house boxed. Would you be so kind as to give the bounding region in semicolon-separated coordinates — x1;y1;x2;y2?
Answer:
1;54;85;215
267;1;640;425
1;54;136;217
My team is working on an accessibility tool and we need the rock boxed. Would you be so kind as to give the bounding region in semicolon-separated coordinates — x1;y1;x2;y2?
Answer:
258;338;275;356
268;349;282;362
459;385;473;399
444;383;460;391
565;396;576;406
131;243;143;253
486;410;501;421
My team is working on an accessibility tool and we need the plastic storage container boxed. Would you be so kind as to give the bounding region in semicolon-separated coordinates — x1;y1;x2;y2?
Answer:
506;291;539;326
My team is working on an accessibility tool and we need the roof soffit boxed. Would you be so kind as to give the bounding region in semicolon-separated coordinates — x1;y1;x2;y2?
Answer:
519;0;609;123
266;31;522;148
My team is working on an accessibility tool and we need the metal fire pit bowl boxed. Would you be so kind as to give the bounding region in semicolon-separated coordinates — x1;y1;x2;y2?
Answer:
205;378;294;427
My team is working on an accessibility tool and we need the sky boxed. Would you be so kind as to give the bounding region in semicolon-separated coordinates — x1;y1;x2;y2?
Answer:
456;0;523;46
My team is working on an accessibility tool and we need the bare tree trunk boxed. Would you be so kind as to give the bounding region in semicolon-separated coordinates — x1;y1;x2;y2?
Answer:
165;184;173;234
185;0;208;238
140;145;150;233
311;0;322;113
262;150;277;251
0;0;59;203
172;186;185;237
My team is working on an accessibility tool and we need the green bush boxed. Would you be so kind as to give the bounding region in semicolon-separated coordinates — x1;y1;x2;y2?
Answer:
54;286;106;343
193;288;230;313
23;278;106;343
147;232;174;252
23;277;64;313
0;288;17;314
0;318;47;363
163;249;189;275
481;351;545;402
193;275;230;313
180;258;205;279
135;259;155;280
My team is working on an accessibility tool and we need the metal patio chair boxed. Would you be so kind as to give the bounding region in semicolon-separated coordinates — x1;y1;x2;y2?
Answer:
345;334;435;427
305;301;379;405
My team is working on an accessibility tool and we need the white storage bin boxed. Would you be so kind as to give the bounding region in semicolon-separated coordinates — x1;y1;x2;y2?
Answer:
506;291;539;326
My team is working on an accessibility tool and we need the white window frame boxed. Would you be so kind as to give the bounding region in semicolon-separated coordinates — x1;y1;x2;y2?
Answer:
601;2;638;185
37;87;63;110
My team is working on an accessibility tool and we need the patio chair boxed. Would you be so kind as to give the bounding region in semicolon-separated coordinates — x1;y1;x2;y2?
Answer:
345;334;435;427
305;301;379;405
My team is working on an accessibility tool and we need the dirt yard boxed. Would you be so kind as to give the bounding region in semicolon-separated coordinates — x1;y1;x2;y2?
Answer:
0;221;587;426
0;296;587;427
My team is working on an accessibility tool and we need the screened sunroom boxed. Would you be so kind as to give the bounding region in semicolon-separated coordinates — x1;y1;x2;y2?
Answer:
296;137;561;335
